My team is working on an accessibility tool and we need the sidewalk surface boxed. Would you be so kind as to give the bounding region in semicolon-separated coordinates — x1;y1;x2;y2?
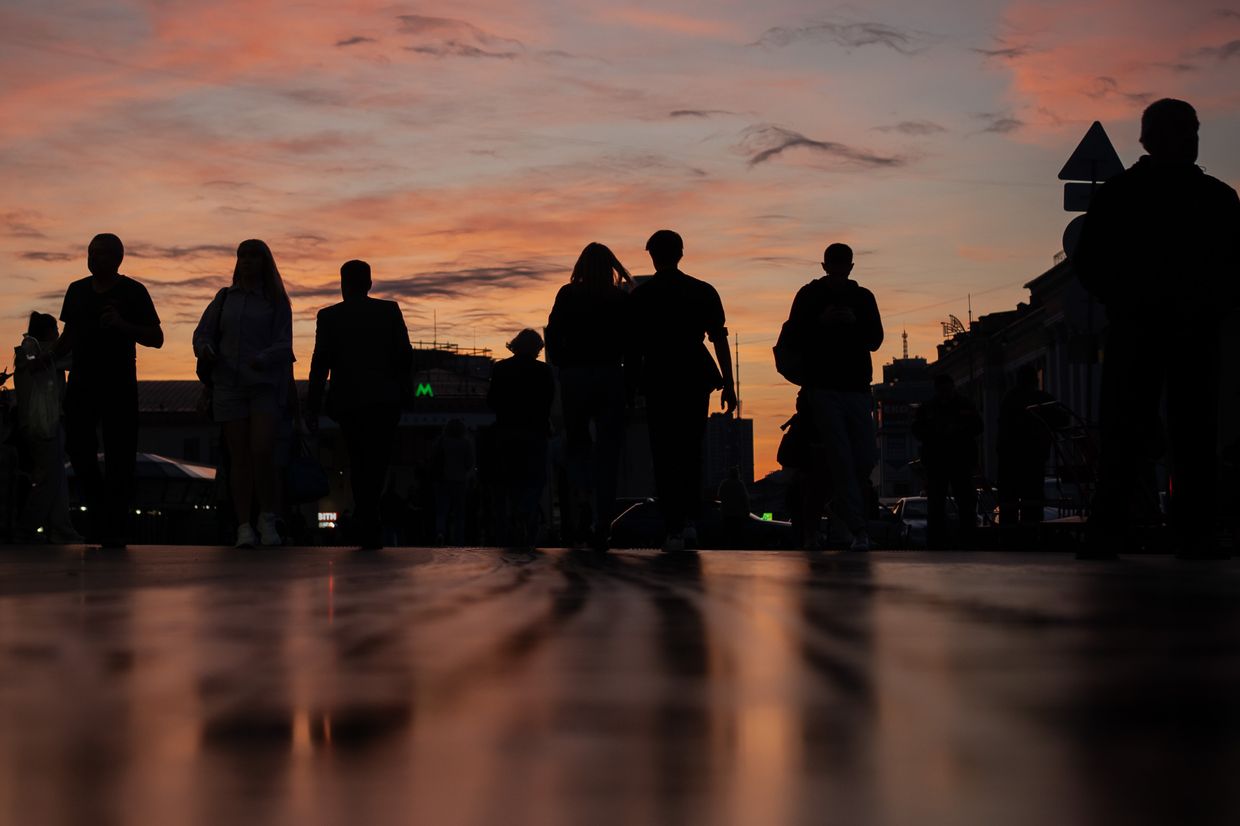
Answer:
1;545;1237;826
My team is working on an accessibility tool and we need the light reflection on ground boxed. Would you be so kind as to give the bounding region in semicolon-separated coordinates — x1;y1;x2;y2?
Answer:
1;546;1238;826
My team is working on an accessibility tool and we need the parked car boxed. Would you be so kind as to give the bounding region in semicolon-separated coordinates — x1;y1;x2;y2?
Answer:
889;496;959;548
608;499;796;550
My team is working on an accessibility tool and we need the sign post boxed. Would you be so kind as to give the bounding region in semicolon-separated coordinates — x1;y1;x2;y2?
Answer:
1059;121;1123;429
1059;121;1124;258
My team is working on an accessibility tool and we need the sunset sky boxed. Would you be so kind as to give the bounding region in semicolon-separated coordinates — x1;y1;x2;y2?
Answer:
3;0;1239;475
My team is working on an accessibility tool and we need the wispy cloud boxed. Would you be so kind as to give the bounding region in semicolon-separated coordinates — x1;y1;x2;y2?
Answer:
755;21;929;55
20;251;74;262
1084;76;1151;105
335;36;376;48
144;274;230;293
2;211;48;238
739;124;906;168
127;243;237;260
288;261;561;301
669;109;735;119
873;120;946;136
1197;39;1240;60
973;44;1031;60
397;14;524;60
974;113;1024;135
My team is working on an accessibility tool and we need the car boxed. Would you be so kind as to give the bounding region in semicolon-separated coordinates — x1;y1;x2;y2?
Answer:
608;498;796;550
889;496;959;548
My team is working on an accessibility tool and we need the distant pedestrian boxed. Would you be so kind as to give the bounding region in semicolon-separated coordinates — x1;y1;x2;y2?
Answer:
545;242;632;549
307;260;413;549
775;243;883;551
193;239;294;548
629;230;737;551
55;233;163;548
717;465;751;548
13;313;82;544
997;365;1054;526
912;374;983;549
487;329;555;547
432;419;475;545
1073;98;1240;559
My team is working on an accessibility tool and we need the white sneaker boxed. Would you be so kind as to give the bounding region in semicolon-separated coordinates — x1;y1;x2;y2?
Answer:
849;531;871;552
662;533;686;553
257;512;282;547
235;523;257;548
682;522;699;549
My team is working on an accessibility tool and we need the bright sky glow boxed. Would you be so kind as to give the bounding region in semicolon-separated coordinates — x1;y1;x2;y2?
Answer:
3;0;1238;474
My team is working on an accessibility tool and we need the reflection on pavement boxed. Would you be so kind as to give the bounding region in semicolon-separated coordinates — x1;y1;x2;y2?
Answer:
1;547;1239;825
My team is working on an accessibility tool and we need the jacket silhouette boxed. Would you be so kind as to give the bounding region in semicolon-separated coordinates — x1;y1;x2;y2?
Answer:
308;297;413;418
307;262;413;549
1073;100;1240;557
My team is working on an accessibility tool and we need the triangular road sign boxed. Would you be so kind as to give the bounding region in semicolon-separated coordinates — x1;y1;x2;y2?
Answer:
1058;121;1124;182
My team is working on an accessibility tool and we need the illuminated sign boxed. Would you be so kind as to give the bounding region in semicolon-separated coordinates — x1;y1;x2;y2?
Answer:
761;512;773;521
415;383;434;398
317;511;338;529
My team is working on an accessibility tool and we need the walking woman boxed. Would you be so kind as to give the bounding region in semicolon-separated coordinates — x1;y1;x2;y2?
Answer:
545;242;632;549
14;312;83;543
193;240;295;547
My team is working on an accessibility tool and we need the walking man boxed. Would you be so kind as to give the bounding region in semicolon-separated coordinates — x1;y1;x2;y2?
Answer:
630;230;737;551
778;243;883;550
1073;99;1240;559
55;233;163;548
307;260;413;549
912;374;983;549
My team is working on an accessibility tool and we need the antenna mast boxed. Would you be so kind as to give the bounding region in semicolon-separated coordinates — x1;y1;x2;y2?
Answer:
734;333;741;418
902;329;909;360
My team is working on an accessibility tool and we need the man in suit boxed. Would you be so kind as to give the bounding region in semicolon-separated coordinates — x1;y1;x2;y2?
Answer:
307;260;413;548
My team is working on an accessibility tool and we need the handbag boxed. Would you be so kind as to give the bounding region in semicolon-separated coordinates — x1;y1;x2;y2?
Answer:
285;435;330;504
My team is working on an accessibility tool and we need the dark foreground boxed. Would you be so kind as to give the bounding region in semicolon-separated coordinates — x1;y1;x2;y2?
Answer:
1;546;1238;826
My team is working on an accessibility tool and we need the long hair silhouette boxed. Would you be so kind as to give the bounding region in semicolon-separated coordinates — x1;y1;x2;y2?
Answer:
570;242;632;290
232;239;289;305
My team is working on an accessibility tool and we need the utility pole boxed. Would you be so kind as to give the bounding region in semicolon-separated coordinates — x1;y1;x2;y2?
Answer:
734;333;741;419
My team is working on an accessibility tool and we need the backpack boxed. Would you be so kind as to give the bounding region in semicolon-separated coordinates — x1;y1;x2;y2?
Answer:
772;319;811;387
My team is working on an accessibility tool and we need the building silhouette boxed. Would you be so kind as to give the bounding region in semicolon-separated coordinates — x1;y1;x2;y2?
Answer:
871;354;932;498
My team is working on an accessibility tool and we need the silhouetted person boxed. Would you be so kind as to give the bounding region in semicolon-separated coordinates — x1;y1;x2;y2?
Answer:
545;242;633;549
717;465;750;548
997;365;1055;526
306;259;413;550
487;329;555;548
912;375;982;549
1073;99;1240;559
432;419;475;545
629;230;737;551
55;233;163;548
14;312;82;544
194;239;294;548
779;243;883;551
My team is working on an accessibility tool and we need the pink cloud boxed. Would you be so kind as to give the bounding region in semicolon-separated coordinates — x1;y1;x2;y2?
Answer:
985;0;1240;136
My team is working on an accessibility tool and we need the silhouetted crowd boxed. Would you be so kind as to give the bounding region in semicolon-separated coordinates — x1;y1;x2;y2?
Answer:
4;97;1237;557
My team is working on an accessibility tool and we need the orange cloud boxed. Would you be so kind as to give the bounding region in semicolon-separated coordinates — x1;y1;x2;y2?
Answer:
986;0;1240;136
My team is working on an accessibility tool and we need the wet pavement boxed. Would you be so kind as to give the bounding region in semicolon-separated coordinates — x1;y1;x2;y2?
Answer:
1;545;1239;826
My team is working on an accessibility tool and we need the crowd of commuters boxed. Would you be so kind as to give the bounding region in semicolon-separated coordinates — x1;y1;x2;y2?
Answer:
3;98;1235;557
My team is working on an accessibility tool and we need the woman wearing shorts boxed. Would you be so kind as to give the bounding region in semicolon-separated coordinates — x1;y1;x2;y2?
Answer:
193;239;295;547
